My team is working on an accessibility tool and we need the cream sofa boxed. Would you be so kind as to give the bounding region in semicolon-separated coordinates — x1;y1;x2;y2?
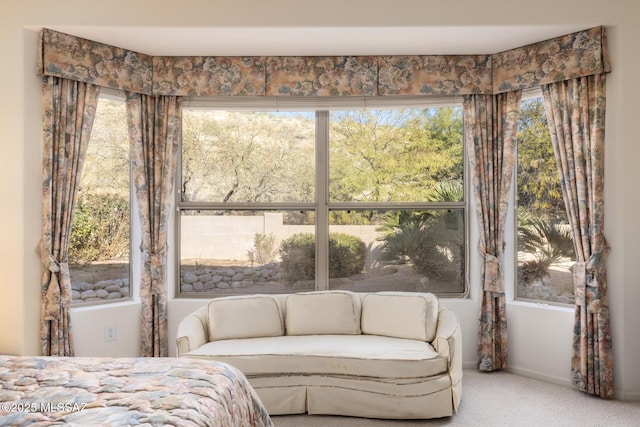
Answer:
176;290;462;419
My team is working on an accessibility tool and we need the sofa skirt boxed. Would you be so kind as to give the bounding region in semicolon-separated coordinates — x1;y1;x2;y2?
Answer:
251;373;454;419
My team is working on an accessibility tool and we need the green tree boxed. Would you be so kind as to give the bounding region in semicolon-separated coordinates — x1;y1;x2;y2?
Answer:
517;98;565;218
329;107;463;206
329;109;403;203
181;111;315;203
404;107;464;187
80;98;130;196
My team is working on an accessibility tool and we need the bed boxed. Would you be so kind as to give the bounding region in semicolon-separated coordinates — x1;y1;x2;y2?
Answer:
0;355;273;426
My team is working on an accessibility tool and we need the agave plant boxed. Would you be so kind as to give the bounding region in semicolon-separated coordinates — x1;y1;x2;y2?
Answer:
425;179;464;203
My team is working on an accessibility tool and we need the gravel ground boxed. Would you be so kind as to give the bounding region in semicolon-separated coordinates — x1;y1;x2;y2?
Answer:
70;259;573;303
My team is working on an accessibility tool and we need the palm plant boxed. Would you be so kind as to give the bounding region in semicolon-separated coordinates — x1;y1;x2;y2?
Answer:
379;180;464;281
517;207;575;285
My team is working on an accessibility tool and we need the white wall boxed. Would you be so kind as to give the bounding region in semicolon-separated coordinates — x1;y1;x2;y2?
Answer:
70;302;141;357
1;0;638;400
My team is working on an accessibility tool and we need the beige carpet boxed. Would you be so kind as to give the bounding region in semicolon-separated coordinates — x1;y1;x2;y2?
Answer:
271;369;640;426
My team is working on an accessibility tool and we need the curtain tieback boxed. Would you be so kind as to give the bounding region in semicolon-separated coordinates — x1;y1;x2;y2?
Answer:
46;253;61;274
42;256;72;313
573;251;606;312
482;253;504;293
39;237;60;273
141;250;167;266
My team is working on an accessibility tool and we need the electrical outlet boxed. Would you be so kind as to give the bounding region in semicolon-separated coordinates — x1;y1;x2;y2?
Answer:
104;324;117;342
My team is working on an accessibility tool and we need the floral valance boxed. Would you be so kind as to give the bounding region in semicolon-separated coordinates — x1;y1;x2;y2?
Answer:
38;26;610;97
491;26;610;93
39;28;154;95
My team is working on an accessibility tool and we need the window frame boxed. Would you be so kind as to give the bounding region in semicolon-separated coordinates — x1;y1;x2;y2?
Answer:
176;97;469;298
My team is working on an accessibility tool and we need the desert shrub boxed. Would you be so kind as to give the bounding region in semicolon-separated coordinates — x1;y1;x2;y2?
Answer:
329;233;367;278
247;233;279;265
518;257;553;285
279;232;366;283
69;193;129;263
279;233;315;283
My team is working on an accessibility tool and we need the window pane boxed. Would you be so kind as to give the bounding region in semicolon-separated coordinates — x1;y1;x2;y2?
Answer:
179;210;316;295
177;101;467;299
328;209;465;294
70;96;130;304
181;110;315;203
329;107;463;203
516;97;575;304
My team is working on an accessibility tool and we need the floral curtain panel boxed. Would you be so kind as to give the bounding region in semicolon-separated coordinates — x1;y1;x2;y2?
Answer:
463;91;522;371
542;74;613;398
40;76;100;356
126;93;182;357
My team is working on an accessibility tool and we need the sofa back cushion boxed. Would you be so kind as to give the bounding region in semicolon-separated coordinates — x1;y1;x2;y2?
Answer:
361;292;439;342
285;291;361;335
208;295;283;341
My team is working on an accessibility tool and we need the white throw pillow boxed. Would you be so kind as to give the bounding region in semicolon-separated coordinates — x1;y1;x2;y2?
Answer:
285;291;360;335
361;292;439;342
208;295;283;341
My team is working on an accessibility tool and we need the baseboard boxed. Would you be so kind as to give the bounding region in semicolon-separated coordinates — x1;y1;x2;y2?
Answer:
505;366;573;389
481;365;640;402
463;363;573;389
614;390;640;401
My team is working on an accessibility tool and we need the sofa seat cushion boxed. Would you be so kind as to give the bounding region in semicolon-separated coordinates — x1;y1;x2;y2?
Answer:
183;335;447;379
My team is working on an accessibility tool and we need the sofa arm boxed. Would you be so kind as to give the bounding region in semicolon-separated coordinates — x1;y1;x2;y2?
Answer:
432;308;463;412
176;306;209;356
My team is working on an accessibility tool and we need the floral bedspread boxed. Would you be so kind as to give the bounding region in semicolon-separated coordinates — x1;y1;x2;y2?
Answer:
0;355;273;426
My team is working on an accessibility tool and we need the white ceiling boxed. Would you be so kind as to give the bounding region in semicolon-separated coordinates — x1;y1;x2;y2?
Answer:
47;25;592;56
